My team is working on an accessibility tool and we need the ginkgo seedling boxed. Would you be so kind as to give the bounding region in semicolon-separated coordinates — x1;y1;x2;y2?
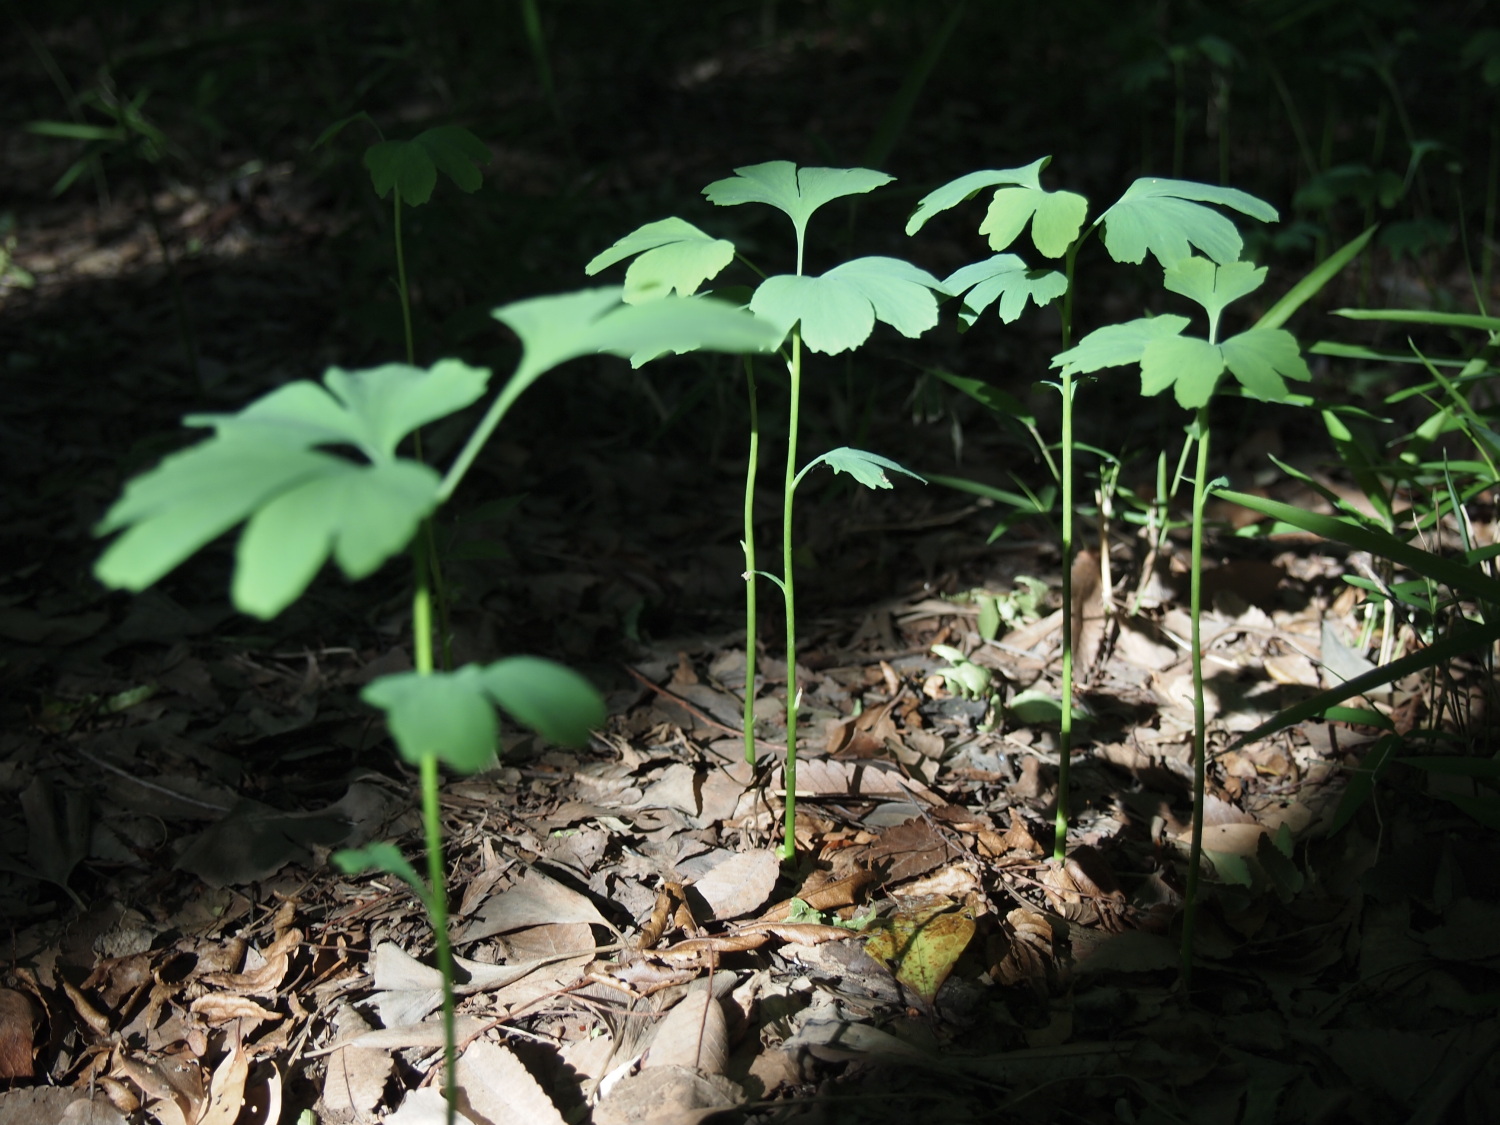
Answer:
589;161;943;860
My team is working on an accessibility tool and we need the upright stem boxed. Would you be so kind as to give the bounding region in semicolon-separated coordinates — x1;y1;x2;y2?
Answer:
1054;366;1074;862
743;357;761;763
779;328;804;860
1181;408;1212;989
1053;240;1082;862
394;191;415;367
412;542;457;1122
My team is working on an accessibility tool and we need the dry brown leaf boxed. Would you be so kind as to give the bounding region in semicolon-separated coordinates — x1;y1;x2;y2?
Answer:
454;1039;567;1125
459;868;612;943
641;979;728;1073
0;989;37;1079
189;995;280;1026
593;1066;743;1125
322;1004;392;1121
198;1025;249;1125
687;849;778;922
201;927;300;995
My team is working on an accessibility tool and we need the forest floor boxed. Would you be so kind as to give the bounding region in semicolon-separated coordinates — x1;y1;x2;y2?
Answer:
4;10;1500;1125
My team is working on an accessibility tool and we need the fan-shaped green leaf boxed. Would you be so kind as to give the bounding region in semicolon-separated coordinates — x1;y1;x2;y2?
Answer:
584;217;737;302
749;257;944;354
944;255;1068;325
978;185;1089;258
1100;178;1277;267
1221;327;1311;401
363;668;499;773
1163;257;1267;322
363;125;489;206
232;459;440;618
704;161;893;249
477;656;605;747
1140;335;1224;408
904;158;1051;235
493;287;780;387
1052;315;1191;375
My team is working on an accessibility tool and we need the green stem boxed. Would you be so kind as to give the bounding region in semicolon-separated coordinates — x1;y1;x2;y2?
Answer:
1181;408;1212;990
412;541;457;1123
1052;241;1083;862
1054;366;1074;862
743;356;761;764
779;328;804;860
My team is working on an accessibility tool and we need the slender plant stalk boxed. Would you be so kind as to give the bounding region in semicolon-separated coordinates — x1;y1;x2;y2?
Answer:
1180;409;1211;989
411;548;458;1123
780;328;804;859
743;356;761;763
1055;365;1075;861
1053;239;1083;861
394;190;415;366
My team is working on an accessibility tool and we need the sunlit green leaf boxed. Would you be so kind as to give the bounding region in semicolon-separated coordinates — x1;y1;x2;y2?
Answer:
802;447;926;491
1162;257;1266;322
978;184;1089;258
704;161;892;252
1141;334;1224;408
1099;177;1277;267
904;158;1053;235
944;255;1068;324
363;668;501;773
750;257;945;354
1221;327;1314;401
584;217;737;302
1052;315;1191;375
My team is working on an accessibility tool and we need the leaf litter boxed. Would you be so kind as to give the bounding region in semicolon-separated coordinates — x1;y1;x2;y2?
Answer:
4;70;1499;1125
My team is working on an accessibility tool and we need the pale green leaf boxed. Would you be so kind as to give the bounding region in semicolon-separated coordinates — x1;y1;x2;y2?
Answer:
1140;335;1225;408
1099;177;1277;267
1052;315;1191;375
584;217;737;302
978;185;1089;258
493;287;781;387
477;656;605;747
1221;327;1312;402
703;161;893;247
363;668;498;773
232;459;439;619
805;447;926;490
749;257;944;355
1162;257;1267;322
904;159;1051;235
944;255;1067;324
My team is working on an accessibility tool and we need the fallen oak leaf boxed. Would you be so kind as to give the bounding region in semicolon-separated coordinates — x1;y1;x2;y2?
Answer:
189;994;281;1026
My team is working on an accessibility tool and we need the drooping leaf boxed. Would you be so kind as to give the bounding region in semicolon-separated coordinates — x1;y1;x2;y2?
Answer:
1098;177;1277;267
1257;225;1377;330
493;287;781;388
363;668;500;773
476;656;606;747
932;370;1034;421
584;217;737;302
1052;314;1192;375
944;255;1068;325
363;659;605;773
750;257;945;354
95;362;484;616
187;361;491;461
704;161;893;254
801;447;926;491
1220;327;1312;401
333;842;428;901
363;125;489;206
232;459;440;618
904;158;1053;234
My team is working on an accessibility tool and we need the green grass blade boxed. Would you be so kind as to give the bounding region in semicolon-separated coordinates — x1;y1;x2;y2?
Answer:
1256;225;1377;331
